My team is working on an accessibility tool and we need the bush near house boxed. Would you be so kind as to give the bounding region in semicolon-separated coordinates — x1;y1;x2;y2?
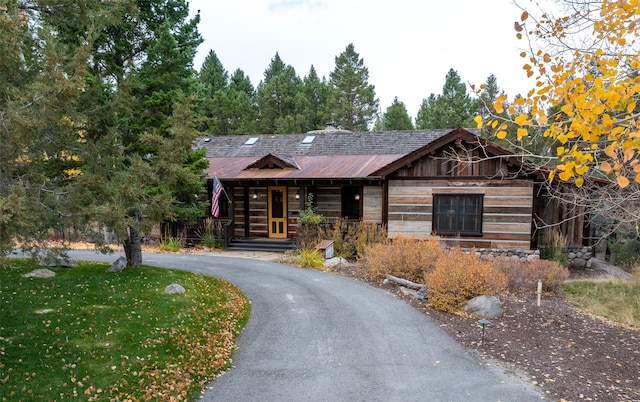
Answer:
493;257;569;293
424;249;508;313
362;235;443;283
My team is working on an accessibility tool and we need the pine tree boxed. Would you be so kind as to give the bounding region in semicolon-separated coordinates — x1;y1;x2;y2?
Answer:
383;97;414;130
415;69;474;129
256;53;308;134
328;43;379;131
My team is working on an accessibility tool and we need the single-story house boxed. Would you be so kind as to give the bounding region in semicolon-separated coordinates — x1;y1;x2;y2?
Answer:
196;126;585;251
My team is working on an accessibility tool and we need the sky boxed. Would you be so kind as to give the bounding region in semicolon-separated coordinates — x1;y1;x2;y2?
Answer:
188;0;535;119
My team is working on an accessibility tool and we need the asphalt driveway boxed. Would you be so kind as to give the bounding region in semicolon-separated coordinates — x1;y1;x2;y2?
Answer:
67;250;545;401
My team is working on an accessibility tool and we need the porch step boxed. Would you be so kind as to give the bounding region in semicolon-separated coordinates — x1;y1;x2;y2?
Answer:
227;237;297;253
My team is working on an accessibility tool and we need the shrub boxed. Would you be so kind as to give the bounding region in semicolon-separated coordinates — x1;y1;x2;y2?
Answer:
493;257;569;293
295;247;325;269
541;228;568;264
317;219;387;260
607;237;640;268
362;235;443;283
425;249;507;313
159;237;181;252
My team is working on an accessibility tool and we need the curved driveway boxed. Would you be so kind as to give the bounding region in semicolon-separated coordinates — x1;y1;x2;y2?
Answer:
68;250;544;401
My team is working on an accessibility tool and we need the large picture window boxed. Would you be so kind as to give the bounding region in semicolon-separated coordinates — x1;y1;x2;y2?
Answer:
433;194;483;235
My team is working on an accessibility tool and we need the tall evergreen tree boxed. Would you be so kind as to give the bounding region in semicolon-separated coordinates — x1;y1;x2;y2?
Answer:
383;97;414;130
302;65;331;130
415;68;474;129
0;0;110;256
256;53;308;134
75;0;207;266
328;43;379;131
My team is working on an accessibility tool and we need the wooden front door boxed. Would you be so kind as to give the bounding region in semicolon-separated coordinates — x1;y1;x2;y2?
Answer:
268;186;287;238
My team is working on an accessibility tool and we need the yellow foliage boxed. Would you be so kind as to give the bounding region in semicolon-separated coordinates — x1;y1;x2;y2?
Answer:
477;1;640;188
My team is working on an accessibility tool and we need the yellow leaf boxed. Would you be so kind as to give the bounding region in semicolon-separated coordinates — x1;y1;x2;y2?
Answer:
605;144;618;158
496;131;507;139
543;53;551;63
617;175;630;188
494;101;504;114
634;164;640;173
575;177;584;188
600;161;613;173
474;115;483;129
635;173;640;183
517;128;528;140
575;165;589;175
548;169;555;183
514;113;528;125
628;101;637;113
558;169;573;181
557;146;565;155
520;51;527;58
521;11;529;21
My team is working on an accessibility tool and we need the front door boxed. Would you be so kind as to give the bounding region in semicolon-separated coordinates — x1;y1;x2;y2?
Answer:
268;186;287;238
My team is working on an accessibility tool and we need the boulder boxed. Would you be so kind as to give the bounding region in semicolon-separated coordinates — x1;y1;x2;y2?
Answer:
23;269;56;278
108;256;127;272
165;283;186;294
463;295;503;319
39;256;77;268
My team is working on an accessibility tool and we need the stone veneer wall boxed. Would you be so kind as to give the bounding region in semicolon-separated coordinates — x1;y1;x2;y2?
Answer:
447;246;594;268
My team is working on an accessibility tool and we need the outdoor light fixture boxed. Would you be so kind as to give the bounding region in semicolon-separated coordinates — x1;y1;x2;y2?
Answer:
355;193;360;201
252;191;258;199
478;319;490;346
295;192;300;200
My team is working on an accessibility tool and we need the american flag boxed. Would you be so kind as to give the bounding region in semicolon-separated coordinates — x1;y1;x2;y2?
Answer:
211;175;223;217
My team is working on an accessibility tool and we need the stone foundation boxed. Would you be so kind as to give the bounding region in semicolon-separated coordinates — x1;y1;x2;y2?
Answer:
445;246;593;267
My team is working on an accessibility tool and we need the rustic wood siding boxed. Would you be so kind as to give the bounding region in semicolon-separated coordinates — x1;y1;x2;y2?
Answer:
387;179;533;249
362;186;382;223
233;186;301;238
315;187;342;220
392;146;518;178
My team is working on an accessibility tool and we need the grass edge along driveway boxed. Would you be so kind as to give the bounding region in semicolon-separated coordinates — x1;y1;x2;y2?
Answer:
0;259;250;401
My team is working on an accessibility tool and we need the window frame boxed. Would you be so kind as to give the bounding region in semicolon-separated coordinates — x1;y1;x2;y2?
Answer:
432;194;483;236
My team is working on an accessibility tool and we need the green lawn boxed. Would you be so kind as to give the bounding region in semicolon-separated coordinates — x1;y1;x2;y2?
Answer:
0;259;250;401
562;273;640;328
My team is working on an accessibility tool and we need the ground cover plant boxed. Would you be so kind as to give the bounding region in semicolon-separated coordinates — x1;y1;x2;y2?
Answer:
0;259;250;401
562;270;640;328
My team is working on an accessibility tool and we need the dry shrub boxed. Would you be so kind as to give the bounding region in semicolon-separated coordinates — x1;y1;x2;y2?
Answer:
425;249;507;313
362;235;443;283
493;257;569;293
318;219;387;259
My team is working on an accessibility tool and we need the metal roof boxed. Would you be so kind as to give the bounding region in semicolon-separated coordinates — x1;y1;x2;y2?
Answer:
197;129;474;181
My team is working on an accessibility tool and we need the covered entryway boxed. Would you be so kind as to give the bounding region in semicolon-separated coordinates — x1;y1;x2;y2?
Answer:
268;186;287;238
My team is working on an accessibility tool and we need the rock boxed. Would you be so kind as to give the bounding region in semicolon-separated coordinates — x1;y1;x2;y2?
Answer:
414;286;427;301
526;254;540;262
23;269;56;278
165;283;186;294
108;256;127;272
39;256;77;268
463;295;503;319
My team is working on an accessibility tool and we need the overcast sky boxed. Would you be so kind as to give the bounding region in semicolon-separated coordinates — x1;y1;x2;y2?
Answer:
188;0;534;119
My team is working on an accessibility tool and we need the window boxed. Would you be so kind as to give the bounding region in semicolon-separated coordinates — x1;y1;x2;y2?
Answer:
433;194;483;235
341;186;361;220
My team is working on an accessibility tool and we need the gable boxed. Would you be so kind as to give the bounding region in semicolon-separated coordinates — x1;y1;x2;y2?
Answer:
244;153;300;170
372;128;539;179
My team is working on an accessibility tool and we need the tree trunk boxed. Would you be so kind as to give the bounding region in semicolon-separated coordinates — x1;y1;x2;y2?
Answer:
123;226;143;267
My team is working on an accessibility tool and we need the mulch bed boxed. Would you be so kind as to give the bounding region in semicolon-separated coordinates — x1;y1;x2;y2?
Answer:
330;263;640;401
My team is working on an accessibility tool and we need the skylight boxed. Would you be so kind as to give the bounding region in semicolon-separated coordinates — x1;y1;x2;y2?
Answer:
244;137;259;145
301;135;316;144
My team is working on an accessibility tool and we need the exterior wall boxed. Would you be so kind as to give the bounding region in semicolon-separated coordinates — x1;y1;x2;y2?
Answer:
387;179;534;249
315;187;342;220
362;185;383;223
232;186;301;239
